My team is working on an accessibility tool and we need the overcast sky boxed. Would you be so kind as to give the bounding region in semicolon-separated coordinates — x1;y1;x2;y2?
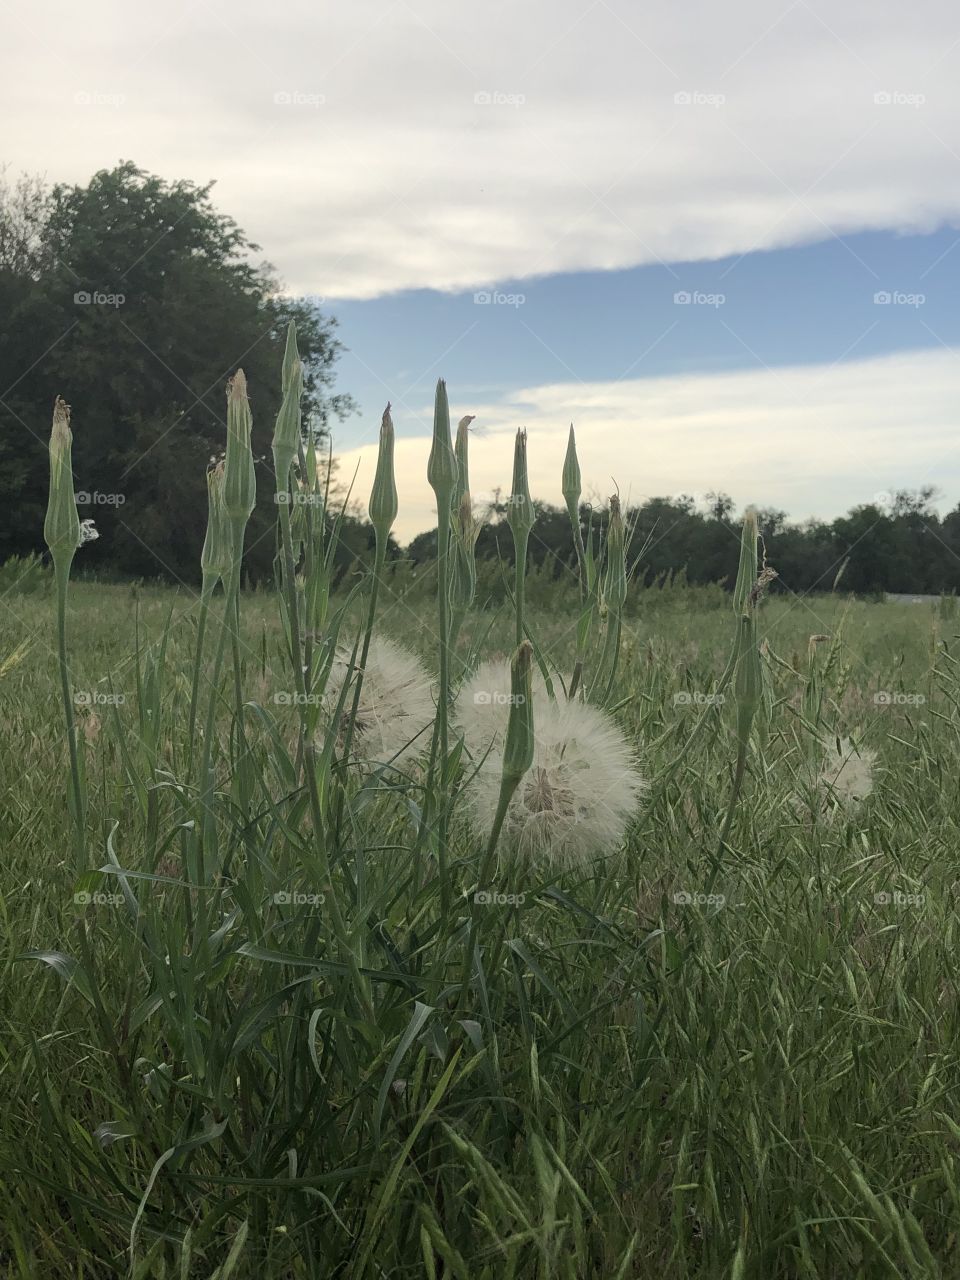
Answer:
4;0;960;538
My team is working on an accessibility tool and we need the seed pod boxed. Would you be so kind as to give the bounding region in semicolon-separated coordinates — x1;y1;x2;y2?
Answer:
223;370;257;529
43;397;81;573
281;318;300;396
368;403;398;543
561;424;581;521
427;379;458;509
507;429;535;541
502;640;535;784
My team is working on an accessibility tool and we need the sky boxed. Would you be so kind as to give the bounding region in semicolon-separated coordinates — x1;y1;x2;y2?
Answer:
4;0;960;540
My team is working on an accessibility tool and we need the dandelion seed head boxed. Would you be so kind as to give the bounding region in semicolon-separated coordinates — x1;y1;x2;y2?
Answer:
818;735;876;809
455;658;548;756
465;697;646;870
322;636;434;772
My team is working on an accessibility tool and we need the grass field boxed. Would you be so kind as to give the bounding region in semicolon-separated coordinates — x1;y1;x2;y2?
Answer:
2;564;959;1278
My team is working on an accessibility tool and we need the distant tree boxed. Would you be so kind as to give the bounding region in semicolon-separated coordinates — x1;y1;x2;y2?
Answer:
0;162;355;581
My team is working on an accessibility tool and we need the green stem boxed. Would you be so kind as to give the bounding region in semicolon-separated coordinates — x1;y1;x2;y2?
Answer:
55;566;85;865
435;500;452;920
187;579;214;781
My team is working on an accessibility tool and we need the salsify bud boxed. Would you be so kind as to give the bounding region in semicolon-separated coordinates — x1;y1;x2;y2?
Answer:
450;491;479;614
44;397;81;573
455;414;475;505
368;403;398;543
281;318;300;396
603;494;627;611
502;639;535;784
271;337;300;481
734;613;762;749
223;370;257;529
561;423;581;519
507;428;535;541
427;379;458;508
732;508;759;617
200;462;228;586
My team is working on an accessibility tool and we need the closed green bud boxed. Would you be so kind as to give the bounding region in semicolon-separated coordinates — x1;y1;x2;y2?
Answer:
280;318;300;396
507;428;535;541
200;462;229;585
455;414;475;505
450;491;479;614
427;379;458;506
502;640;535;784
43;397;81;572
368;403;398;542
732;508;759;617
272;353;303;485
223;370;257;528
734;614;762;749
561;423;581;518
604;494;627;611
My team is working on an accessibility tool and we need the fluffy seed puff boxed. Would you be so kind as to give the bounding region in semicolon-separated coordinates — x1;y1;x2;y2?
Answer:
461;682;646;870
817;735;876;811
322;636;435;773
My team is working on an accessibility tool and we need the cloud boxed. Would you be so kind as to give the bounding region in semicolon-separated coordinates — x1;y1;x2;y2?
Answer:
6;0;960;296
334;348;960;541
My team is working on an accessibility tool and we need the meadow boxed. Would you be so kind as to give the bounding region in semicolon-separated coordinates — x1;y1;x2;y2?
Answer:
1;354;959;1279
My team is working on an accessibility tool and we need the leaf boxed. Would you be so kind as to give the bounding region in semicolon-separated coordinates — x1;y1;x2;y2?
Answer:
17;950;95;1005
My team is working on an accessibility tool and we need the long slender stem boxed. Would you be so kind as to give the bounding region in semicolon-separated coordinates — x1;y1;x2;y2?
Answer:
187;581;214;781
435;501;452;920
55;567;85;865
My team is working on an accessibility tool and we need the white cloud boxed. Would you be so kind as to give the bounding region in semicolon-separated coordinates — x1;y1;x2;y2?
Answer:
4;0;960;296
334;348;960;542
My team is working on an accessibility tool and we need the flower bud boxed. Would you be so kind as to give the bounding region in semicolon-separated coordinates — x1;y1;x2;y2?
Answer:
427;379;458;508
272;339;303;485
223;370;257;528
603;494;627;611
502;640;535;784
281;318;300;396
450;491;479;614
455;414;475;505
734;614;762;749
507;429;535;541
732;508;759;617
200;462;229;585
561;424;581;518
368;403;398;543
43;397;81;572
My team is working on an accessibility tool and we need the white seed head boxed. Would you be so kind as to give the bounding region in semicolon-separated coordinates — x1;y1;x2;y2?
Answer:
464;696;646;870
322;636;435;772
817;736;876;810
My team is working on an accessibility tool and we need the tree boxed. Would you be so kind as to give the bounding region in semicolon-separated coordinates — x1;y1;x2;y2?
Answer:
0;162;354;581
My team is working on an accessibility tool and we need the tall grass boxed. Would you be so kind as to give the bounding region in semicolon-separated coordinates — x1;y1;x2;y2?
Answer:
0;347;957;1277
